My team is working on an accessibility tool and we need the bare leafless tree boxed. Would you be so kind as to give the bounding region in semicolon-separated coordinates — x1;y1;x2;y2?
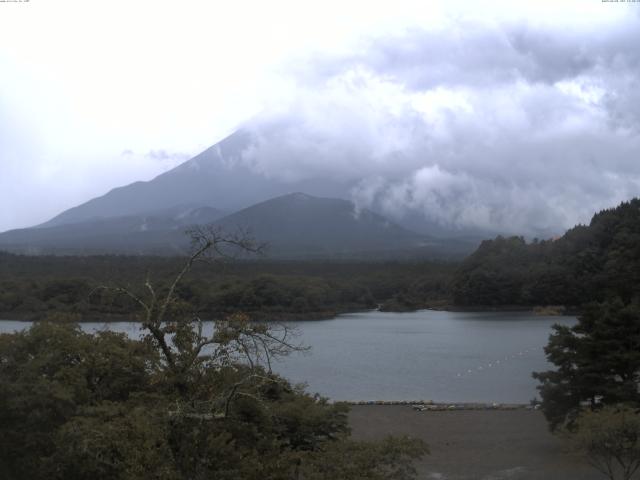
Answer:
93;226;306;416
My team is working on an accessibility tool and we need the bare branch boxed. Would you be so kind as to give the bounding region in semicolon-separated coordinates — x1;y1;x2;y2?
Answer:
90;285;152;320
144;274;157;308
222;373;282;417
186;224;267;261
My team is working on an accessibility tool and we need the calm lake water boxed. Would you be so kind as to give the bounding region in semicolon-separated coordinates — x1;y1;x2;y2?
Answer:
0;310;575;403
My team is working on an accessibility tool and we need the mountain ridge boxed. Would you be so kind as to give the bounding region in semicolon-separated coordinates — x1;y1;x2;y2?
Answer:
0;192;478;258
40;131;352;229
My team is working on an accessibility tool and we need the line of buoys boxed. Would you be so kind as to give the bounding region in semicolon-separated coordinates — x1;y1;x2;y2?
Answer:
343;400;532;410
455;348;539;378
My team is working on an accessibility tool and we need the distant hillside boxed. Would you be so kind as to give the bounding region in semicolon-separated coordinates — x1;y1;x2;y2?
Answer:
214;193;429;256
0;193;475;258
31;128;495;241
0;206;225;255
41;130;351;228
451;198;640;307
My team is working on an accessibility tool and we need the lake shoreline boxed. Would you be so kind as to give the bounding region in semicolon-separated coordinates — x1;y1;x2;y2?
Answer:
0;309;348;323
419;303;579;316
0;304;578;323
341;401;535;411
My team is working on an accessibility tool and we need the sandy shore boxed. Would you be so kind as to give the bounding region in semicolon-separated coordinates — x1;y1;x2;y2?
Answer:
349;405;601;480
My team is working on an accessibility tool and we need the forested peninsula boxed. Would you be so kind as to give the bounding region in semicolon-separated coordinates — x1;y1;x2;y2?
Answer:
0;255;453;321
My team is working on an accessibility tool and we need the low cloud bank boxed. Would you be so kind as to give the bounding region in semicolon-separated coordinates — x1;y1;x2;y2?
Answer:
239;17;640;235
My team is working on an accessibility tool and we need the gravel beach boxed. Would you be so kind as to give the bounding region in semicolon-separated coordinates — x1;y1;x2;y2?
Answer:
349;405;603;480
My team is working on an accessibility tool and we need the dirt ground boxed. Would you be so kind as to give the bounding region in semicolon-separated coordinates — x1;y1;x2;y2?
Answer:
349;405;604;480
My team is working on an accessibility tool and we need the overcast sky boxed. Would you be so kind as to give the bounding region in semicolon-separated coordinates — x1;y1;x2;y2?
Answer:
1;0;639;234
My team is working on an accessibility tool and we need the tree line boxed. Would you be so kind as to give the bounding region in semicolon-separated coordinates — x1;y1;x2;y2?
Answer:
452;199;640;307
0;253;454;321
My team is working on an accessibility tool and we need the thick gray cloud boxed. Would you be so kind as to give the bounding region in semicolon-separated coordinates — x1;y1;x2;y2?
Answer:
239;16;640;236
2;5;639;237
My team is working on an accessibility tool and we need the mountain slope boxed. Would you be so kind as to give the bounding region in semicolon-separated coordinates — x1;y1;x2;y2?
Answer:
0;193;460;258
31;128;499;243
0;206;226;255
42;131;351;228
212;192;427;256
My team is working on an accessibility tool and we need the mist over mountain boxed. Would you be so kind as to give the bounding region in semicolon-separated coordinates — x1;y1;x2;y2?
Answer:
3;6;640;238
8;12;640;252
41;131;352;229
214;192;427;256
31;125;493;243
0;192;475;258
0;205;226;255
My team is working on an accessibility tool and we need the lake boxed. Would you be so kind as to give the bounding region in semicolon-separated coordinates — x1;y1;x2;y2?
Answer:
0;310;575;403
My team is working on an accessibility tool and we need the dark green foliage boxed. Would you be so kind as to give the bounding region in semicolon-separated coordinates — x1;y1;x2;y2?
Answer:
533;300;640;431
0;322;158;478
0;321;427;480
0;254;455;320
452;199;640;307
571;405;640;480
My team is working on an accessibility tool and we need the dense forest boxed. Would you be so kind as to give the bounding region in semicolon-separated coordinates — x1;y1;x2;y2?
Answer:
451;199;640;308
0;253;454;321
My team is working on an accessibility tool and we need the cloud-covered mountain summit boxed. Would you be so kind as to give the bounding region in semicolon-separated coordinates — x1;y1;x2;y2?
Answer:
5;9;640;239
41;130;352;229
240;18;640;237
